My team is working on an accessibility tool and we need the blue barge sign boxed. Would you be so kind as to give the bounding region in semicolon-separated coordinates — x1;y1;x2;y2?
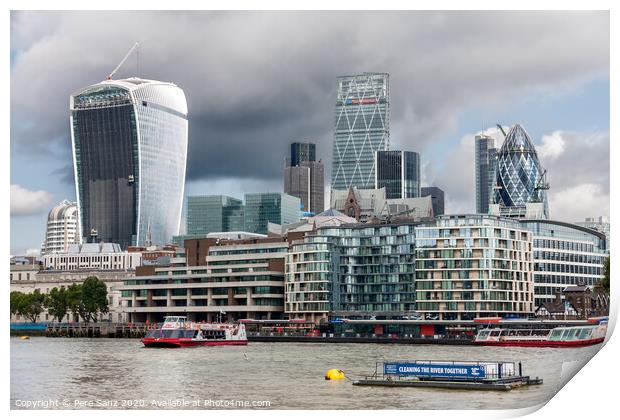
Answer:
384;362;486;379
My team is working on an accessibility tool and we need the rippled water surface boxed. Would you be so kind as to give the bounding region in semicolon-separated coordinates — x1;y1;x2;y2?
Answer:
10;337;602;409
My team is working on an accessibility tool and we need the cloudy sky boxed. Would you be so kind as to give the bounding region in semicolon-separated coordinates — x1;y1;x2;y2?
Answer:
10;11;609;255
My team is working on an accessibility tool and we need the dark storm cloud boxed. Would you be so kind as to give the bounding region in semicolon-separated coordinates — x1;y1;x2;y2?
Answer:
11;11;609;184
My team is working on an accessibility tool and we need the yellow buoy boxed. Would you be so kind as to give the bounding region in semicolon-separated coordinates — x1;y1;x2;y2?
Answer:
325;369;345;380
20;336;30;340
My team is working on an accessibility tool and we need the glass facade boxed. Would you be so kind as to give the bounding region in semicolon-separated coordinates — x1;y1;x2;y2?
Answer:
520;220;608;306
375;150;420;199
421;187;445;216
243;193;301;235
332;73;389;190
186;195;244;235
289;142;316;167
475;134;497;214
286;223;417;320
71;78;188;249
493;124;548;217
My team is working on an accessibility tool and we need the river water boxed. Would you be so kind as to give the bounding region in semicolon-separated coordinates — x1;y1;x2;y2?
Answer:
10;337;603;410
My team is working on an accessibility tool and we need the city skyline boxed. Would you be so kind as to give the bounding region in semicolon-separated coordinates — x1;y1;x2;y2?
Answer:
10;11;610;254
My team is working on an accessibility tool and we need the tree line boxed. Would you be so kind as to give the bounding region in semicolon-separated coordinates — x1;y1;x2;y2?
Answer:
10;276;109;323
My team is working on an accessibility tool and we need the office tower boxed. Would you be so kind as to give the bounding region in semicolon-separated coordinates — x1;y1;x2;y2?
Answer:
375;150;420;199
41;200;80;255
70;78;188;249
475;134;497;214
186;195;245;235
421;186;445;216
289;142;316;167
492;124;548;218
244;193;301;234
332;73;389;190
284;142;324;215
520;219;608;306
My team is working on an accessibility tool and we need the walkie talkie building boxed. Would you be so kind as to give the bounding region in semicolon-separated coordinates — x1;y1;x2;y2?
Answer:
70;78;188;249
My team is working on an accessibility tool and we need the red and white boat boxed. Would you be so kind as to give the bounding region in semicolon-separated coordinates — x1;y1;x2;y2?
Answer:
141;316;248;348
474;318;608;348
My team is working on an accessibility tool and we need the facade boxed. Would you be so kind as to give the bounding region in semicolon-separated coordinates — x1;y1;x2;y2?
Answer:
43;243;142;271
415;215;534;320
244;193;301;235
421;187;445;216
118;238;289;322
70;77;188;249
286;223;417;322
330;187;433;223
284;160;325;215
375;150;421;199
42;200;80;255
474;134;497;214
10;263;41;283
520;219;607;306
186;195;245;236
11;269;133;323
492;124;548;219
289;142;316;167
332;73;390;190
575;217;610;250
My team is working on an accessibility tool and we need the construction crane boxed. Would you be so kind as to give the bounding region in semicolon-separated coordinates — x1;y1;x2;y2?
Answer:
106;42;140;80
531;169;550;202
496;124;507;137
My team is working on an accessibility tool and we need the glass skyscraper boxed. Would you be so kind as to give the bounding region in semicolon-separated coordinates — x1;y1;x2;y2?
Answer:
70;78;188;249
421;186;445;216
375;150;420;199
243;193;301;234
289;142;316;167
493;124;548;218
474;134;497;214
186;195;244;235
332;73;389;190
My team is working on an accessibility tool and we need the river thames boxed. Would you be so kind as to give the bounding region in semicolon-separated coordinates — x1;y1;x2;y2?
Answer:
10;337;603;410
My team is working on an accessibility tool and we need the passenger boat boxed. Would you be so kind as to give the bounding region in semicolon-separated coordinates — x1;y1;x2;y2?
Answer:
141;316;248;348
474;318;607;348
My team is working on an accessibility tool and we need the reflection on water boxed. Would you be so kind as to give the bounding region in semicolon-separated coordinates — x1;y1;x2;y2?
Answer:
10;337;602;409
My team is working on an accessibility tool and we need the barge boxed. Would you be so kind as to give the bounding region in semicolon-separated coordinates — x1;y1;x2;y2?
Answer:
352;360;542;391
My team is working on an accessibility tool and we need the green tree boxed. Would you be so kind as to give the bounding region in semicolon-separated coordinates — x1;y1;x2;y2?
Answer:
10;291;26;317
21;289;46;322
81;277;109;322
45;286;69;322
66;283;86;322
601;256;610;293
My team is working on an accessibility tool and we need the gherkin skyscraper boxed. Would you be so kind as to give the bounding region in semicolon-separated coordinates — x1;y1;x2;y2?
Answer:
493;124;548;218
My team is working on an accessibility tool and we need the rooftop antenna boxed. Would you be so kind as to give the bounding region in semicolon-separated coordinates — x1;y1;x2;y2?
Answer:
106;42;140;80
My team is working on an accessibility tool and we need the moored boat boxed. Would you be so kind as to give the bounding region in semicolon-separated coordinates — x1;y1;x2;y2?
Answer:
141;316;248;348
474;317;607;348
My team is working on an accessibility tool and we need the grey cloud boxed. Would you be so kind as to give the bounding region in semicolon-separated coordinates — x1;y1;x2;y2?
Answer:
11;11;609;186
